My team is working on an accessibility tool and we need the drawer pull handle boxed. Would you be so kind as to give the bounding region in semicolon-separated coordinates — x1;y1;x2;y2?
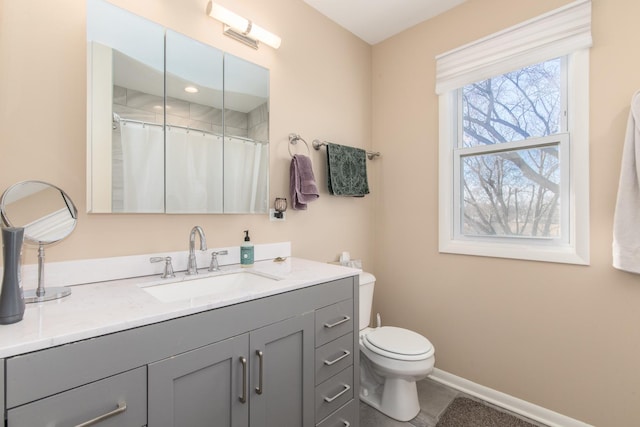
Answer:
323;384;350;403
324;350;351;366
239;356;248;403
255;350;264;395
324;316;350;329
74;401;127;427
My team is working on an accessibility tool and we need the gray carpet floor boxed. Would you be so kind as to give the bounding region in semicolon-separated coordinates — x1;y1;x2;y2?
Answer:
436;397;538;427
359;378;548;427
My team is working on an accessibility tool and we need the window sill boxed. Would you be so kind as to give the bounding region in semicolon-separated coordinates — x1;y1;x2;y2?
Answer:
439;238;589;265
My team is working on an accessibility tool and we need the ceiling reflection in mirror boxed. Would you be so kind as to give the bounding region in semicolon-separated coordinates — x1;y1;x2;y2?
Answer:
86;0;269;214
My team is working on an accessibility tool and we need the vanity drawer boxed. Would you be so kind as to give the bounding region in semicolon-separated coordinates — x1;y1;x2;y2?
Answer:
315;366;353;422
316;333;353;385
7;367;147;427
316;400;357;427
316;299;353;347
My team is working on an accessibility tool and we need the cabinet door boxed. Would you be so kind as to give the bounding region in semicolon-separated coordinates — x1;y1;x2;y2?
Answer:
148;334;249;427
250;312;315;427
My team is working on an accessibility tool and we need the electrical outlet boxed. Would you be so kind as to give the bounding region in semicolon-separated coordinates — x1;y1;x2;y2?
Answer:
269;209;286;222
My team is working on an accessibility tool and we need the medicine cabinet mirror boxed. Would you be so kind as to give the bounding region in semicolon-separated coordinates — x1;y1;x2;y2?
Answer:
86;0;269;214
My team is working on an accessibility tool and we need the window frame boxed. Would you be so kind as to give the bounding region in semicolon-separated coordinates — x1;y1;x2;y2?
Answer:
438;49;590;265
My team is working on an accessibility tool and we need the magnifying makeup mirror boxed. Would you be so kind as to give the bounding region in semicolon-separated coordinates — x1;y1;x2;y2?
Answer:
0;181;78;303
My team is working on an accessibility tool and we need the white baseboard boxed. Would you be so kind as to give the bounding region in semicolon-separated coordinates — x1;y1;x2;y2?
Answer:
429;368;593;427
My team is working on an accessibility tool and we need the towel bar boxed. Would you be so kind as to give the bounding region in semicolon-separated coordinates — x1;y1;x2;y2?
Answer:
312;139;380;160
288;133;311;157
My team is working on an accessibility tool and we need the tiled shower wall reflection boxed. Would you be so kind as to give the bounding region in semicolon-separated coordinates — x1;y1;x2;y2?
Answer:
112;85;270;138
111;85;268;211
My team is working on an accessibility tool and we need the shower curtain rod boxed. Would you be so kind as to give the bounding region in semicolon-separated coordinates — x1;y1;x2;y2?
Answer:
117;118;220;137
116;117;268;144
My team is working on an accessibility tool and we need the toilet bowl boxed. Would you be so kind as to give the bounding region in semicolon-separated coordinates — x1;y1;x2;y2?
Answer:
358;272;435;422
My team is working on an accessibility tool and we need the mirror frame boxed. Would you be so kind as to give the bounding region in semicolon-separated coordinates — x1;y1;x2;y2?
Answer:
0;180;78;245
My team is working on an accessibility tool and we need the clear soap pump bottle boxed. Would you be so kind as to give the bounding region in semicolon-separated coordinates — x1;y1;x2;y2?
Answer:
240;230;254;267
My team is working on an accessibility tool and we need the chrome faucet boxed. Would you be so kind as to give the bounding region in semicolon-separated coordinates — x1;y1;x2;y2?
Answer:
187;226;207;275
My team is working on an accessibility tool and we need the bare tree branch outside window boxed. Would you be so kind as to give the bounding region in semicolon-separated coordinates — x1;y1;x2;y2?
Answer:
460;58;562;238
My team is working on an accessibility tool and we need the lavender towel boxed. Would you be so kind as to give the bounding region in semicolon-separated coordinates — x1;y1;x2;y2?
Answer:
290;154;319;210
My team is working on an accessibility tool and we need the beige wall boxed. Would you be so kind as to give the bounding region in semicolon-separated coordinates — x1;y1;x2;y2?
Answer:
0;0;374;268
3;0;638;424
372;0;640;425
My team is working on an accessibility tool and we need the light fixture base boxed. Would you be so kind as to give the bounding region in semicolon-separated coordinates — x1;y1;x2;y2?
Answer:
269;209;286;222
223;25;259;49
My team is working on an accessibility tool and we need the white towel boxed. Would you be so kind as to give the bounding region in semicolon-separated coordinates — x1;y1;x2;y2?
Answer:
613;90;640;273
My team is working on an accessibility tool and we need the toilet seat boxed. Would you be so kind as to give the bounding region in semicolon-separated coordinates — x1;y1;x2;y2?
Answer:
362;326;434;361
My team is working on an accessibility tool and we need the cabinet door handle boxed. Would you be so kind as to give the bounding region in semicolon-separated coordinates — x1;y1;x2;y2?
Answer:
324;350;351;366
342;421;351;427
323;384;350;403
239;356;248;403
74;401;127;427
324;315;350;329
255;350;264;395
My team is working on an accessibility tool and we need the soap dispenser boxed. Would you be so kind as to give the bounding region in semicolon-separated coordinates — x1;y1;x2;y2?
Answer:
241;230;254;267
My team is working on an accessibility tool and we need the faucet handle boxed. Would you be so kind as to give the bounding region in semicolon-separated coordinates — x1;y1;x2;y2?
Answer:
150;256;176;279
208;250;229;272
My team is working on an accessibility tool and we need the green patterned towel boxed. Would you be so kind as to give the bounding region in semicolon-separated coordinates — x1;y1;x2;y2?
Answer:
327;143;370;196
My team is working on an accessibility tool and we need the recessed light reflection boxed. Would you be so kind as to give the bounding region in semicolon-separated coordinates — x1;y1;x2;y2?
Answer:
184;86;199;93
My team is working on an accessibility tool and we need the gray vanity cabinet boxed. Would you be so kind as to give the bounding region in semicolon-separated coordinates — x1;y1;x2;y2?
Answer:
148;313;315;427
2;275;358;427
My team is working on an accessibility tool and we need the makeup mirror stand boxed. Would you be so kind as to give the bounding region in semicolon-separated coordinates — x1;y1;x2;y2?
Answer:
24;243;71;304
0;180;78;304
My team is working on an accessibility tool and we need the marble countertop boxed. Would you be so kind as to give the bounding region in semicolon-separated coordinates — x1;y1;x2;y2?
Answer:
0;257;360;358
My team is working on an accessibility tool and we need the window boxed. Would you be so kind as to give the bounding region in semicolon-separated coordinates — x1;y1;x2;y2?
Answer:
458;58;567;241
437;0;591;264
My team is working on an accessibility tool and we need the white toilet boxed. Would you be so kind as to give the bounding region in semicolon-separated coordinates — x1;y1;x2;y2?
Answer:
358;272;435;421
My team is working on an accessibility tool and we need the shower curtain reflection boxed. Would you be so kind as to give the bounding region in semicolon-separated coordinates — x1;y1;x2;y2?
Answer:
120;122;164;213
114;122;265;213
166;127;224;213
224;137;269;213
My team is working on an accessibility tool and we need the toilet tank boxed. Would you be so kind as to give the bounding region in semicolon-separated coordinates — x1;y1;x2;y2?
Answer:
359;272;376;330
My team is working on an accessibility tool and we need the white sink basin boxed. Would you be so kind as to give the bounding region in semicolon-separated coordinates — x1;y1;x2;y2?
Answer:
140;270;280;303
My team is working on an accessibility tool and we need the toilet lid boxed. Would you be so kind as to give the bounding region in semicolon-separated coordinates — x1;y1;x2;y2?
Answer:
363;326;433;360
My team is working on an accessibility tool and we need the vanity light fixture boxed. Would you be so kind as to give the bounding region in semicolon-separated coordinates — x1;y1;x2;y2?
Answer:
205;1;281;50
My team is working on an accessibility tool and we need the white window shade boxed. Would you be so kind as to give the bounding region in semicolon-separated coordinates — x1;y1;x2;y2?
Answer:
435;0;592;95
